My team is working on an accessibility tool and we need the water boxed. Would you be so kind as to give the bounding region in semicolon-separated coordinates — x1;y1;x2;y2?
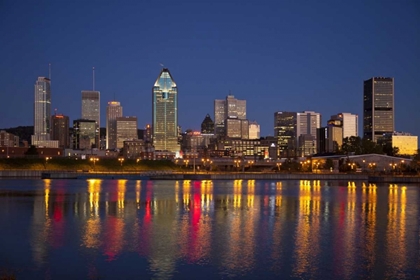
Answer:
0;179;419;279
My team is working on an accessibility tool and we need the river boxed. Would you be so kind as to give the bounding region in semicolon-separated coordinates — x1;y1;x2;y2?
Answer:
0;179;419;279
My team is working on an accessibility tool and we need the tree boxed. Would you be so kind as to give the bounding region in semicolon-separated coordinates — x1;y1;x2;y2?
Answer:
383;142;399;156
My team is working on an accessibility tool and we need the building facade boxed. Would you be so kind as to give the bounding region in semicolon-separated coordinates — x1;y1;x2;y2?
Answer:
0;130;19;148
106;101;123;150
296;111;321;155
381;132;418;156
73;119;96;150
81;90;100;148
317;126;343;154
51;114;70;148
214;94;246;137
152;68;179;152
363;77;394;142
32;77;52;145
330;112;358;139
116;116;138;149
274;112;297;157
201;114;215;134
248;121;260;140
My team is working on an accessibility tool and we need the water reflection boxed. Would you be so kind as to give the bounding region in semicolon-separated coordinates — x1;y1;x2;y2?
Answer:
0;179;416;279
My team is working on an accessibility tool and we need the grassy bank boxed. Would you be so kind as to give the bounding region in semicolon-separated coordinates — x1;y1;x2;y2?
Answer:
0;158;178;172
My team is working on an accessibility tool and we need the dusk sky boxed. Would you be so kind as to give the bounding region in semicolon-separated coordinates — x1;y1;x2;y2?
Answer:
0;0;419;137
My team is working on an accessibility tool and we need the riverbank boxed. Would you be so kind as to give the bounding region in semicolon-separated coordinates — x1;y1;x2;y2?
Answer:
1;170;420;183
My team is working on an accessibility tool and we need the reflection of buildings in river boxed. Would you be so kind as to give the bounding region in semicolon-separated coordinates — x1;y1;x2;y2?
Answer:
217;179;258;274
292;180;321;278
102;180;127;261
385;184;407;278
337;181;358;279
145;181;181;279
82;180;102;250
31;179;52;267
361;183;377;272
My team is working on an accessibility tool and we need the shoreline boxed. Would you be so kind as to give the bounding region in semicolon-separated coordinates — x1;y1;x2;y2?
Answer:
0;170;420;183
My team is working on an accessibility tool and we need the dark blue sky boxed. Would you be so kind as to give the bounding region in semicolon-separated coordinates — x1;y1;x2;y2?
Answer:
0;0;419;137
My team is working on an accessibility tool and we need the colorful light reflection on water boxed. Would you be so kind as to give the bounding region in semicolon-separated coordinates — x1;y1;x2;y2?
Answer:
0;179;419;279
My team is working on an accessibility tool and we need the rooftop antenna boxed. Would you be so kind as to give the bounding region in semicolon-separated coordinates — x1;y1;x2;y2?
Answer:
92;67;95;91
54;108;57;116
49;63;51;80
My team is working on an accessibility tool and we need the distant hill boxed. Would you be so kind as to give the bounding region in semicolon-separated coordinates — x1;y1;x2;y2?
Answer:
1;126;33;143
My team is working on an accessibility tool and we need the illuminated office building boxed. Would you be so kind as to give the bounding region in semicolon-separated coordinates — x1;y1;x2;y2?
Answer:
73;119;96;150
152;68;179;152
106;101;123;150
317;126;343;154
214;94;246;137
51;114;69;148
274;112;297;157
116;116;138;149
329;112;358;139
81;90;100;148
248;121;260;140
380;132;418;156
363;77;394;142
31;77;55;147
201;114;214;134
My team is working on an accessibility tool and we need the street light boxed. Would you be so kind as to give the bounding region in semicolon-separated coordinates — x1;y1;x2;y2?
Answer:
90;157;99;170
234;159;241;171
248;160;254;170
118;158;124;167
44;157;51;169
276;162;282;171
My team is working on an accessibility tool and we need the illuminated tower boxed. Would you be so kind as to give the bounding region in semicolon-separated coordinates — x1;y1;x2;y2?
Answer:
32;77;51;143
81;90;100;148
152;68;179;152
363;77;394;142
106;101;123;150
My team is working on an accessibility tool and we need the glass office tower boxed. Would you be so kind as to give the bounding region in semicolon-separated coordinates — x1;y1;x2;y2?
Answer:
106;101;123;150
152;68;179;152
363;77;394;142
81;90;100;148
32;77;51;142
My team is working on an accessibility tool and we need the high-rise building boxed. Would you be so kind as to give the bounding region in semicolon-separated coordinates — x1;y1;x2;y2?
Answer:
73;119;96;150
116;116;138;149
214;94;246;137
296;111;321;156
106;101;123;150
225;118;249;139
274;112;297;157
363;77;394;142
51;114;69;148
32;77;51;145
81;90;100;148
317;126;343;154
201;114;214;134
329;113;358;139
248;121;260;140
152;68;179;152
379;132;418;156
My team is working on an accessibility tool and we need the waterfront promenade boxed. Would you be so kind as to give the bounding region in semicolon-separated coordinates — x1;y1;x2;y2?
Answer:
1;169;420;183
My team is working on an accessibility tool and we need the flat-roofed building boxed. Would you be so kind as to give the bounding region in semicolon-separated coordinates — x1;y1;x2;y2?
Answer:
116;116;138;149
381;132;418;155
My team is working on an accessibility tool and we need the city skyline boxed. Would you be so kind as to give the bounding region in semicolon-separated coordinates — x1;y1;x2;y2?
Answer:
0;1;419;139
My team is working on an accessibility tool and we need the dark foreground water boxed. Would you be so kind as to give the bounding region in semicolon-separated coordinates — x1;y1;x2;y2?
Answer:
0;179;419;279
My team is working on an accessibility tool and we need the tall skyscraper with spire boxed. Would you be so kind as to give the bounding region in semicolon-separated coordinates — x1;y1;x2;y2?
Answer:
31;77;54;147
106;101;123;150
152;68;179;152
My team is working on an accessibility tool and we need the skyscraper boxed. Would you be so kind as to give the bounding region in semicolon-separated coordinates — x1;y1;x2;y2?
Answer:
152;68;179;152
51;114;69;148
116;116;138;149
81;90;100;148
201;114;214;134
73;119;96;150
329;112;358;139
106;101;123;150
32;77;51;144
363;77;394;142
214;94;246;137
274;112;297;157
